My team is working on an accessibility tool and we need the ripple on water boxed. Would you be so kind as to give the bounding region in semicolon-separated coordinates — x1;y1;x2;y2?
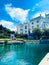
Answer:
0;51;31;65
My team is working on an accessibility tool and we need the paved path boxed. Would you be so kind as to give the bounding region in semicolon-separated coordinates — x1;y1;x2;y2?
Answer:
39;53;49;65
0;40;24;44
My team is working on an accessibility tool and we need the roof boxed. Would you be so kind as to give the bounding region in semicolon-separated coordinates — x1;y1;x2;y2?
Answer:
30;15;45;22
45;14;49;16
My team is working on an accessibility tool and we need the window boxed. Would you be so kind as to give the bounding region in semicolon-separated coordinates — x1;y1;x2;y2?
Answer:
47;17;49;19
25;31;27;33
32;26;33;28
37;25;39;27
32;22;33;24
25;31;27;34
25;26;27;29
20;32;23;34
37;20;39;23
20;29;23;31
44;24;45;27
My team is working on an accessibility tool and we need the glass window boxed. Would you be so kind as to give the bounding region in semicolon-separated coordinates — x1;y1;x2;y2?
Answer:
20;29;23;31
32;22;33;24
20;32;23;34
47;17;49;19
37;20;39;23
25;31;27;33
37;25;39;27
32;26;33;28
25;26;27;29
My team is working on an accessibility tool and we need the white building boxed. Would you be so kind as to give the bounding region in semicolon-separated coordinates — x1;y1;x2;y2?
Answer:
16;14;49;34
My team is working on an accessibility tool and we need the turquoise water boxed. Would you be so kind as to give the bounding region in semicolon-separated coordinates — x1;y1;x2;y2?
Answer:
0;43;49;65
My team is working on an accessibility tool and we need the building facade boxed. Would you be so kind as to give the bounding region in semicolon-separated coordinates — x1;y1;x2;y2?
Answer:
16;14;49;34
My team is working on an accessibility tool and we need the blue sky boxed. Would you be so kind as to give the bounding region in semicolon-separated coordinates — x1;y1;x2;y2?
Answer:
0;0;49;31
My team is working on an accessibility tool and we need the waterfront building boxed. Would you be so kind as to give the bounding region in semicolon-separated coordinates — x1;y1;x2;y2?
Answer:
16;14;49;34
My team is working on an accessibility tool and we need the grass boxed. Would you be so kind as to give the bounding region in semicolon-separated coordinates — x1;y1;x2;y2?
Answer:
0;38;38;41
16;38;27;40
0;38;28;41
0;38;25;41
0;38;11;41
0;38;40;44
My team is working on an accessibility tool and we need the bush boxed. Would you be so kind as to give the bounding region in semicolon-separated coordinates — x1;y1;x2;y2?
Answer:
40;36;49;39
42;29;49;36
15;34;28;38
31;28;42;39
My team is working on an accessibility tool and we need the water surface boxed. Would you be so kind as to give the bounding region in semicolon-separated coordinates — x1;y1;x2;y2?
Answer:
0;43;49;65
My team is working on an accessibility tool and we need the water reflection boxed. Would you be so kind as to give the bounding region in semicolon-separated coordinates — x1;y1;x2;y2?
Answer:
0;44;49;65
0;51;31;65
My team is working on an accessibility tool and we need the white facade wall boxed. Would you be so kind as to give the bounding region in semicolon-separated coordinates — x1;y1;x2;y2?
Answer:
30;16;45;30
16;23;29;34
45;14;49;29
16;25;20;34
16;14;49;34
29;22;33;33
23;23;28;34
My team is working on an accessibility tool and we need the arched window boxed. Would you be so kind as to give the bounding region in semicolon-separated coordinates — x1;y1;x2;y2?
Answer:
25;26;27;29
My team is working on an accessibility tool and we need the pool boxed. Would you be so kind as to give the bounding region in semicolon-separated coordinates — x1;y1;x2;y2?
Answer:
0;43;49;65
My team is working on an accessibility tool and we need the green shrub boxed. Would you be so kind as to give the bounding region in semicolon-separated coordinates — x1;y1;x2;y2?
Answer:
40;36;49;39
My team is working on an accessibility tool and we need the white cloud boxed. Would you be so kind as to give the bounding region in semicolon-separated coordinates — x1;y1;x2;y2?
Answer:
32;11;49;18
35;3;39;6
32;0;49;18
0;20;16;31
5;4;30;23
32;3;39;11
32;12;41;18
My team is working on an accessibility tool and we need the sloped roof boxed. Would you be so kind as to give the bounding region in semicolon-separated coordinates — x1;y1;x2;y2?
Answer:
45;14;49;16
30;15;45;22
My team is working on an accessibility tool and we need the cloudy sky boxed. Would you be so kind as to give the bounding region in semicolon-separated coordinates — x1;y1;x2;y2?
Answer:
0;0;49;31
